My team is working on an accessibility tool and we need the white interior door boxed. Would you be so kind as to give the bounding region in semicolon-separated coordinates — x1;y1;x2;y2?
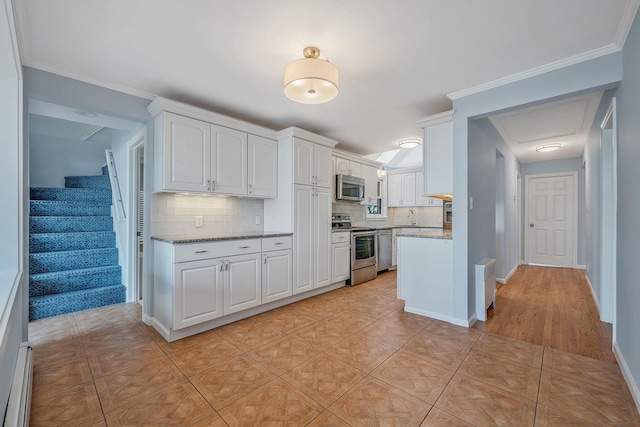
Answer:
525;173;577;267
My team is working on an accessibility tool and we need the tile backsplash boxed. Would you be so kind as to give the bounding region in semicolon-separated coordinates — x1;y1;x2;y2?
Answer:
151;193;264;236
332;201;443;228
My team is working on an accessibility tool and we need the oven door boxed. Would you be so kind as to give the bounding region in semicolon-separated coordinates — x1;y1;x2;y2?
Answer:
351;231;377;270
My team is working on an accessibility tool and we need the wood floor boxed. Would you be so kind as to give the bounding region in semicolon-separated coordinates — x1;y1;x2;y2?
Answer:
472;264;616;363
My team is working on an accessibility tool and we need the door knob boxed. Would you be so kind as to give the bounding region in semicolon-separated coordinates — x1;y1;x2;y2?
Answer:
529;223;534;228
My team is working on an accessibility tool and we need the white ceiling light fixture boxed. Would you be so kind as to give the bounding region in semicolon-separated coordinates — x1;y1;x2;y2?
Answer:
398;138;421;149
283;46;339;105
535;143;562;152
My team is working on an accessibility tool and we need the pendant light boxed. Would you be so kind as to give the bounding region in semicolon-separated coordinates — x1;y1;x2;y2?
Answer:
283;46;339;104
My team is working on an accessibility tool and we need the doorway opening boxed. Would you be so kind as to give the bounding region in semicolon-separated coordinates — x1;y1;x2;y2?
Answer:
129;139;145;303
495;150;506;282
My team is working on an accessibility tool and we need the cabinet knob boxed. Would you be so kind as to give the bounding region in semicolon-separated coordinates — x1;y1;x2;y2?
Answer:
248;183;253;193
211;180;216;191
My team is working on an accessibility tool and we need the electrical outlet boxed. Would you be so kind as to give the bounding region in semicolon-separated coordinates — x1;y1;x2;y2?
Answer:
255;215;261;225
195;215;203;227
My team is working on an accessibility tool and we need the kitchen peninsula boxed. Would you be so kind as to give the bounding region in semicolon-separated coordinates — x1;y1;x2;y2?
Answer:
396;228;458;325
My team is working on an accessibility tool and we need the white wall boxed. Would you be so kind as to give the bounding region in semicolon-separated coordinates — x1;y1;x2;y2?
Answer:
467;118;520;286
452;52;623;324
0;0;26;420
614;8;640;409
29;133;111;187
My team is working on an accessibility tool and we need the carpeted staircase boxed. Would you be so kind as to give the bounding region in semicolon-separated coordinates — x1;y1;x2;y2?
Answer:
29;171;126;320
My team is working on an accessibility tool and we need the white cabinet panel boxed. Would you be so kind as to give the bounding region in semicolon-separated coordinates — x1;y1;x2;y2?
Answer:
248;134;277;197
332;242;350;283
422;114;453;196
416;171;444;206
335;157;362;177
314;186;332;288
174;258;223;329
160;113;210;192
224;253;261;314
362;165;378;205
293;184;314;294
314;144;333;188
262;249;293;303
211;124;247;195
387;172;416;206
293;139;314;186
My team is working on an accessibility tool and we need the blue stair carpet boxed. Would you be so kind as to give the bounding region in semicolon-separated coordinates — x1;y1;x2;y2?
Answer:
28;174;126;320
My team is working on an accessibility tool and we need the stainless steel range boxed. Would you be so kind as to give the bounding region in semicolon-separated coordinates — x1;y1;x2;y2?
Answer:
331;213;377;286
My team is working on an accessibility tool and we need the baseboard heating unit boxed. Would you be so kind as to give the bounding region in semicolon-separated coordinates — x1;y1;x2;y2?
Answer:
475;258;496;322
5;342;33;427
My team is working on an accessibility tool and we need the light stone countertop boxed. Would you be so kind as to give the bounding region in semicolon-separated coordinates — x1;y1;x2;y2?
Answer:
151;231;293;244
396;228;453;240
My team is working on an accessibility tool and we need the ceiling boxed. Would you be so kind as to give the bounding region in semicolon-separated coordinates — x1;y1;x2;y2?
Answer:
13;0;639;158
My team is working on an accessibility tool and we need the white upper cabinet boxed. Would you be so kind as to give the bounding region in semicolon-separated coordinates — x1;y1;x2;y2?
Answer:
419;110;454;196
158;112;211;193
362;165;378;205
294;138;332;188
416;171;443;206
211;124;247;195
248;135;277;198
149;98;277;197
387;171;416;206
335;157;362;177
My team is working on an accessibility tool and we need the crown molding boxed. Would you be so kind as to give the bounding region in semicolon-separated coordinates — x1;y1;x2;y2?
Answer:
276;126;338;148
417;110;454;127
447;44;620;100
616;0;640;48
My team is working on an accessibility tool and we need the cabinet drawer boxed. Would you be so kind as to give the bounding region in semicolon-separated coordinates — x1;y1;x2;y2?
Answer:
174;239;262;262
331;232;350;244
262;236;293;251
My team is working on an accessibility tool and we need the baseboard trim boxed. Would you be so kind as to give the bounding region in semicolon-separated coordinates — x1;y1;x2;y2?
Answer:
576;264;587;270
584;274;601;315
497;265;519;285
613;341;640;414
403;306;470;327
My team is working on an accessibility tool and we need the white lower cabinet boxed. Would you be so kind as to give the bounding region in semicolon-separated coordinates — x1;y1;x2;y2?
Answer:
174;258;224;330
223;253;261;315
262;250;293;303
262;245;293;304
331;231;350;283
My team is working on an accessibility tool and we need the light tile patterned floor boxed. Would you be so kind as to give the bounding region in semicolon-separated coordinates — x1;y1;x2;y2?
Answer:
28;271;640;426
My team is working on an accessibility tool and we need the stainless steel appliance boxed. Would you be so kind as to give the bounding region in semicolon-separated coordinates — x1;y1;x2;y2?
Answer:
376;229;392;272
443;201;452;229
351;227;377;285
336;174;365;202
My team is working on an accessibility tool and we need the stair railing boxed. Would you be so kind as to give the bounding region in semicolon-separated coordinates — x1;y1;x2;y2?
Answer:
105;149;126;222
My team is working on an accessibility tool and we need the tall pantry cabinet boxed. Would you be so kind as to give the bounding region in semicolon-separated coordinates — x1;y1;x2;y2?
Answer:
264;127;336;295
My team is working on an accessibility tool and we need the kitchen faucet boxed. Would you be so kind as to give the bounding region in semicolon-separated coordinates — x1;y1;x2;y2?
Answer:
408;209;416;225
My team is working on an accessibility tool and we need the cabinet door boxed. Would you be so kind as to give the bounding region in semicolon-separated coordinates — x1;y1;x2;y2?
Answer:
211;124;247;195
334;158;361;177
293;138;314;185
314;186;332;288
313;144;333;188
262;249;293;303
387;174;403;206
362;165;378;204
424;121;453;195
331;242;350;282
293;185;314;294
401;173;416;205
248;135;277;198
223;253;261;315
416;171;431;206
174;258;223;329
162;113;210;192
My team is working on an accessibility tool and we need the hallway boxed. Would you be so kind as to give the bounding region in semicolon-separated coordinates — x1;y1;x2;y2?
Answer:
472;265;615;363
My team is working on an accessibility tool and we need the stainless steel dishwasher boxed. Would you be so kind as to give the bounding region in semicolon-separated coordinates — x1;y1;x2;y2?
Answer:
377;229;392;272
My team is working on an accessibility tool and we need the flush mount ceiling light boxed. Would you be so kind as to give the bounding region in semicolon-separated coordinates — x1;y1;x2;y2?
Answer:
283;46;339;104
398;138;421;149
535;143;562;152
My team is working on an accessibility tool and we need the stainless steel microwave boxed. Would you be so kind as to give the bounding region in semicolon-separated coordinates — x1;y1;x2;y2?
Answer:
336;174;365;202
